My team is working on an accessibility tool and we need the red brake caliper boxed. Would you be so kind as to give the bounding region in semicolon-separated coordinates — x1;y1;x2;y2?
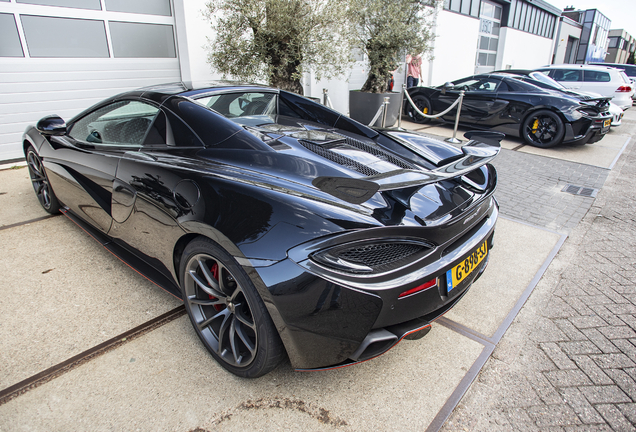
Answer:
209;263;224;311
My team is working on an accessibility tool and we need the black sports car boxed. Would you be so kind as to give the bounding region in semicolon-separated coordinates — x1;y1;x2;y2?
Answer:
24;82;500;377
405;73;612;148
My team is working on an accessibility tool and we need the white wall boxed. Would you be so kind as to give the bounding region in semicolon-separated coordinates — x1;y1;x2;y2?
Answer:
553;20;582;64
424;10;480;86
497;27;555;70
173;0;222;84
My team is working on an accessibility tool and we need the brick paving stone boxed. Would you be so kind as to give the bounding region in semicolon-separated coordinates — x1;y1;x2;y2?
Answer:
599;327;636;340
596;404;636;432
545;370;594;387
579;386;632;404
564;426;614;432
611;339;636;360
555;319;589;340
559;341;602;356
541;342;578;370
619;404;636;424
527;371;566;405
559;387;605;424
581;328;621;354
570;315;610;329
605;369;636;401
569;357;614;387
590;354;636;370
591;304;630;327
526;404;582;427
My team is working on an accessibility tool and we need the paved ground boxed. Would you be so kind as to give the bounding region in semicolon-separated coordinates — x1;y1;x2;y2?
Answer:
0;110;633;431
440;114;636;431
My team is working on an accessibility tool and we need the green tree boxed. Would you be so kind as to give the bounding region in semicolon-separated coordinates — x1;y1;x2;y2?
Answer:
627;51;636;65
348;0;439;93
205;0;353;95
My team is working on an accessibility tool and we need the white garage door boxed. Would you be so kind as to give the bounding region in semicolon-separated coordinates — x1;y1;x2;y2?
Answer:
0;0;181;161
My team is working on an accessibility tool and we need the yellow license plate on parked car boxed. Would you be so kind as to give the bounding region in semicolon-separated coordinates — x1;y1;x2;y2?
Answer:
446;241;488;292
604;119;611;127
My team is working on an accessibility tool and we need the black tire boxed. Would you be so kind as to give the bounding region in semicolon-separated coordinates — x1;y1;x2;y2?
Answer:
521;110;565;148
26;145;61;214
180;237;285;378
406;94;432;124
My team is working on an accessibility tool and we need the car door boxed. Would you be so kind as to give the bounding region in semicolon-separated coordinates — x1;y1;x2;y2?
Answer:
438;76;505;127
44;99;161;234
107;107;206;284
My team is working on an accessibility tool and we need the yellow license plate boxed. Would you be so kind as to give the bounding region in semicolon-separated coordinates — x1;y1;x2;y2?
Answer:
446;241;488;292
604;119;611;127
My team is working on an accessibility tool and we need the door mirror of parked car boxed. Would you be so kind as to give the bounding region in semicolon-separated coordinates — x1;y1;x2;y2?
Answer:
36;115;67;136
442;82;455;94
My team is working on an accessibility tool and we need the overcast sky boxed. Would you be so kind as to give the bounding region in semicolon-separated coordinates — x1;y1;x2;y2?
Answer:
546;0;636;37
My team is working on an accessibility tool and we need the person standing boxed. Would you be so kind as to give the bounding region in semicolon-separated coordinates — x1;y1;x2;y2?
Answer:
406;54;422;88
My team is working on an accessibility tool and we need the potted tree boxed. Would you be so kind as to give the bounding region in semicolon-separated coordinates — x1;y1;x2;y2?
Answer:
204;0;353;95
347;0;438;127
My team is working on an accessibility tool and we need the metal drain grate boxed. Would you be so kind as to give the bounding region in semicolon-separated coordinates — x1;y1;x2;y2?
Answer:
562;184;598;198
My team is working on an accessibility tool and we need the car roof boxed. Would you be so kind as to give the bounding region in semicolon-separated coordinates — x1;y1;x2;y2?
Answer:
537;64;620;72
114;81;278;105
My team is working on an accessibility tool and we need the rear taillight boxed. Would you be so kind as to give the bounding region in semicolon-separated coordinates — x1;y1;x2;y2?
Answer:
617;85;632;92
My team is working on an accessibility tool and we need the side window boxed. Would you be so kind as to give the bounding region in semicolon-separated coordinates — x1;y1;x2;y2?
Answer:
551;69;582;82
196;92;277;118
583;71;611;82
69;100;159;146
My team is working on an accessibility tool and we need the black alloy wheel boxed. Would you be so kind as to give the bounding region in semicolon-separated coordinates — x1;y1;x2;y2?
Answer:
407;95;432;124
180;238;284;378
26;145;61;214
521;110;565;148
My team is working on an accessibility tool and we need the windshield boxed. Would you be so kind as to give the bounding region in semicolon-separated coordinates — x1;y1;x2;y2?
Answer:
530;71;565;89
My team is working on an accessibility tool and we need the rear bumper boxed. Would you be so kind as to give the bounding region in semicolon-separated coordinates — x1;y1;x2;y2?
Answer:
250;196;498;370
563;114;612;145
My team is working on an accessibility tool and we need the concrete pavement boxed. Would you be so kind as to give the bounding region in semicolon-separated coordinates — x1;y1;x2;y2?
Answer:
0;110;634;431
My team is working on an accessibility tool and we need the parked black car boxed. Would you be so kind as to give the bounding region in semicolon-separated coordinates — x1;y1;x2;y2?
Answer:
405;73;612;148
24;82;500;377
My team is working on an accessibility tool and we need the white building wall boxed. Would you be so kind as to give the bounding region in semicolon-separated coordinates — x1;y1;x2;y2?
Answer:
553;20;582;64
173;0;222;84
497;27;554;70
424;11;480;86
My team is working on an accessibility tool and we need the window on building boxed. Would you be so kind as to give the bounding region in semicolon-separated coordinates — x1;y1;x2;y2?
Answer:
105;0;171;17
109;22;176;58
16;0;101;10
0;13;24;57
608;37;619;48
21;15;109;58
443;0;479;18
508;0;557;39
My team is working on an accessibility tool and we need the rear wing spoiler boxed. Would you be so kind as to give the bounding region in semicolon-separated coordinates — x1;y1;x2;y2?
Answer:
312;131;502;204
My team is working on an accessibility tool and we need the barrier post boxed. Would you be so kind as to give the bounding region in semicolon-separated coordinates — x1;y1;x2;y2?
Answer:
381;97;390;128
445;90;465;144
398;84;406;128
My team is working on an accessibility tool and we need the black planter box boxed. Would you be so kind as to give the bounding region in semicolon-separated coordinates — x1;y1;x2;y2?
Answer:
349;90;402;128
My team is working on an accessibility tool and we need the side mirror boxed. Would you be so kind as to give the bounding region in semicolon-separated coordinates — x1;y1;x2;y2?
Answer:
36;115;66;135
441;82;454;95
